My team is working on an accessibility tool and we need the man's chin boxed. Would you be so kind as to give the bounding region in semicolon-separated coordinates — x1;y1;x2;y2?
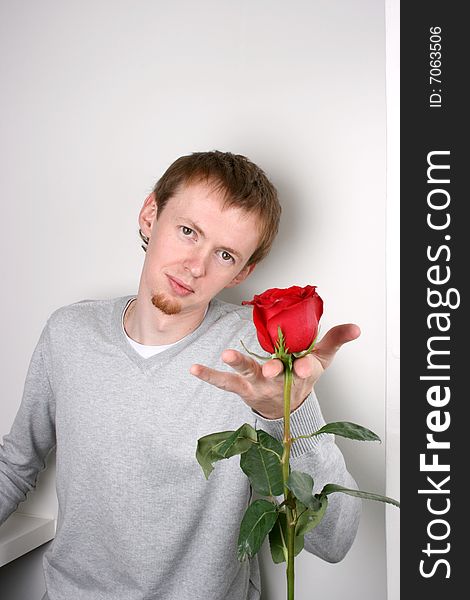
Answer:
151;292;182;315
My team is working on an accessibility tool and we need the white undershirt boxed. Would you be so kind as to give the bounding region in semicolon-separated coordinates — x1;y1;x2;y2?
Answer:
121;299;207;358
126;335;179;358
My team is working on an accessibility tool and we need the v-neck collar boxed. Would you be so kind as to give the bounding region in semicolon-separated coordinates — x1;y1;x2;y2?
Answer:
110;295;219;372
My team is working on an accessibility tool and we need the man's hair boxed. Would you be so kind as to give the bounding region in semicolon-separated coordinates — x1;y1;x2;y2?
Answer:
147;150;281;266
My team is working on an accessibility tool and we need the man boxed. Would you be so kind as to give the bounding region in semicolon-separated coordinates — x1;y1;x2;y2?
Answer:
0;151;361;600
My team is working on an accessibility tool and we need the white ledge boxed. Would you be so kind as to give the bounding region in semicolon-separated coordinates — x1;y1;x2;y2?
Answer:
0;513;56;566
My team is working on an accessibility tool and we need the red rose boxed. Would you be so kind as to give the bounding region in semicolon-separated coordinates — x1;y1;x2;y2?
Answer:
242;285;323;354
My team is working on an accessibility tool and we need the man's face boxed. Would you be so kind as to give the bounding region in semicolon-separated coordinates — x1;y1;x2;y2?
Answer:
138;179;261;316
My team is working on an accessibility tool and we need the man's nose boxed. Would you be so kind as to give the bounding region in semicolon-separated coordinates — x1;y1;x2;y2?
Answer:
183;248;207;278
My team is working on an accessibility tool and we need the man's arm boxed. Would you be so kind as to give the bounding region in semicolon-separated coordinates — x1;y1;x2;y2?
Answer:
0;325;56;524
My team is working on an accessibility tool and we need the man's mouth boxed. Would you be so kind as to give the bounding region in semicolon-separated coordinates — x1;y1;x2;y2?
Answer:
166;275;194;296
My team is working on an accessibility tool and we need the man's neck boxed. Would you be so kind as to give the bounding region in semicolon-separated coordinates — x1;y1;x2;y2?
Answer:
124;295;209;346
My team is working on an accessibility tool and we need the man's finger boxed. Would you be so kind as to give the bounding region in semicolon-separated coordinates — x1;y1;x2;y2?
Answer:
190;363;246;394
292;353;317;379
314;323;361;368
261;358;284;379
221;349;260;378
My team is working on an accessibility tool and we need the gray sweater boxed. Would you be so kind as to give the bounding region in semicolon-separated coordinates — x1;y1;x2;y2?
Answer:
0;296;361;600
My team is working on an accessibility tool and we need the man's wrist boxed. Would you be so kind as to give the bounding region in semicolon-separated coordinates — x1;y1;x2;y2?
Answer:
255;393;310;420
254;392;328;458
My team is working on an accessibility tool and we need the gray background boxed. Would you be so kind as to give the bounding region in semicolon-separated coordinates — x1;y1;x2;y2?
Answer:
0;1;398;598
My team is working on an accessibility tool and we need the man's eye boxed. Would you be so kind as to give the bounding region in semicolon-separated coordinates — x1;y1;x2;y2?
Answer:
220;250;234;262
181;226;194;236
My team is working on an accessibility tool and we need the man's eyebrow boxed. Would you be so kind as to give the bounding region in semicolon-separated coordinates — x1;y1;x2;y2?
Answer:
220;245;242;260
184;219;205;238
183;218;243;260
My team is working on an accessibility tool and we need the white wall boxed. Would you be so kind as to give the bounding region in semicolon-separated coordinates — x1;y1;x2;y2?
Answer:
385;1;400;599
0;1;391;598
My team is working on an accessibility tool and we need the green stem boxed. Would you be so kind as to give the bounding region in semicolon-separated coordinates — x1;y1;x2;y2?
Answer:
286;505;295;600
291;432;320;443
281;363;295;600
281;364;293;491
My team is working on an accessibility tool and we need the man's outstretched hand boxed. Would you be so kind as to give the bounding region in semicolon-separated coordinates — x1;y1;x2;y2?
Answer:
190;323;360;420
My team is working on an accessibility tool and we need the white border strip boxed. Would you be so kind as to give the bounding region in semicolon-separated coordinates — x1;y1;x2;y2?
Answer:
385;0;400;599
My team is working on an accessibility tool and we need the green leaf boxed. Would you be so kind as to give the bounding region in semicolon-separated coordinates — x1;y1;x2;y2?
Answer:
286;471;319;509
320;484;400;508
269;512;304;564
273;326;293;368
295;498;328;536
275;326;286;353
196;431;234;479
196;424;257;479
312;421;381;443
240;430;284;496
215;423;258;458
268;513;288;564
237;499;278;561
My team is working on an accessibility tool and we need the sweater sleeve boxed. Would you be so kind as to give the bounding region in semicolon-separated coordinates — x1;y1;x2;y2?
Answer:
255;392;361;563
0;323;56;524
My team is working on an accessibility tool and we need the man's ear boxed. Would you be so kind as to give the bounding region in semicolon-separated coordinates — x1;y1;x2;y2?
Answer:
225;263;257;289
138;193;157;239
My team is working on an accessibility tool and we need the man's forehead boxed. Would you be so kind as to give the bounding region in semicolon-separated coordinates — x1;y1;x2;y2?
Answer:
168;180;258;223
